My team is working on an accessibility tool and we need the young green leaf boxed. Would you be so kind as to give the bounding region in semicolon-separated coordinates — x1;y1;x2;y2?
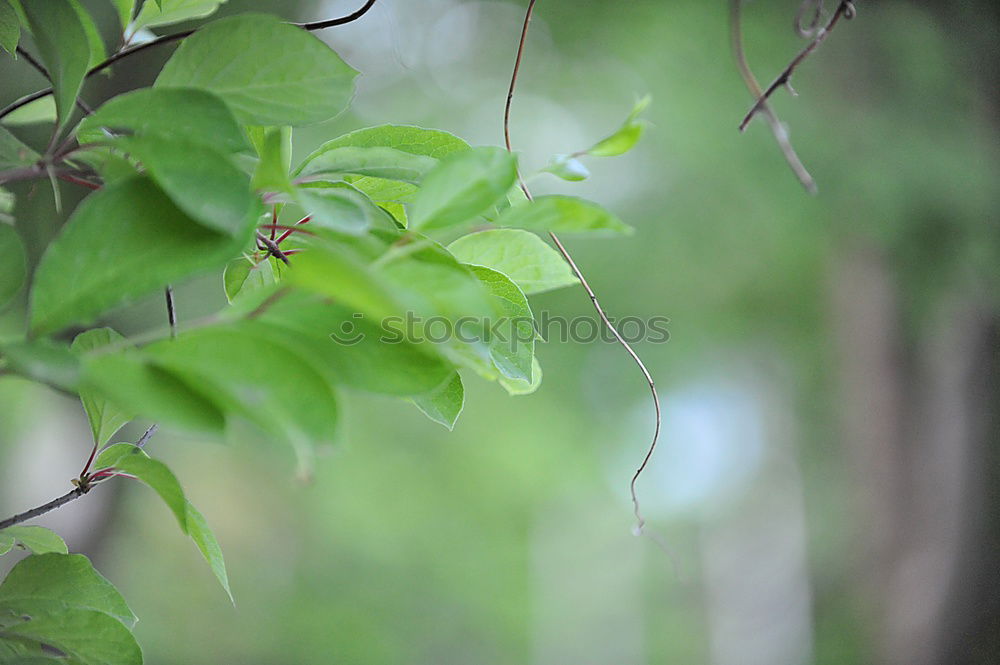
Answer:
542;154;590;182
411;373;464;430
296;124;470;169
94;443;187;532
71;328;133;446
121;134;260;236
80;350;226;434
586;95;650;157
223;255;274;303
128;0;227;35
0;223;25;309
469;265;534;382
0;126;39;170
408;147;517;230
0;0;18;54
21;1;90;131
447;229;579;295
494;195;632;235
30;176;251;335
0;606;142;665
185;501;232;603
156;13;357;126
80;88;249;153
0;526;68;555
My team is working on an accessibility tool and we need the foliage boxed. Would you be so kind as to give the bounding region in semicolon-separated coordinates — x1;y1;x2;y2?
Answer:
0;3;645;662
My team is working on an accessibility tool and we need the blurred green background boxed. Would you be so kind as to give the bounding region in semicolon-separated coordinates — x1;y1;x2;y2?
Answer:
2;0;999;663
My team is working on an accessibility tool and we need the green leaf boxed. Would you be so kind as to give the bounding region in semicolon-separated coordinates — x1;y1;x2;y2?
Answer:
412;373;464;430
68;0;107;69
21;1;90;131
494;195;632;235
80;87;249;153
499;356;542;396
587;96;650;157
250;126;292;192
0;96;56;126
247;294;454;397
144;326;340;448
469;265;534;381
0;527;67;555
121;134;259;236
287;242;402;321
0;126;39;170
0;340;80;391
0;553;137;627
156;13;357;126
295;146;438;184
409;147;517;230
542;154;590;182
0;0;18;54
71;329;133;446
94;443;187;532
80;350;226;434
0;605;142;665
223;256;274;303
447;229;578;295
128;0;226;34
109;0;136;29
297;124;470;167
293;183;385;236
30;176;252;335
0;223;25;309
184;501;232;603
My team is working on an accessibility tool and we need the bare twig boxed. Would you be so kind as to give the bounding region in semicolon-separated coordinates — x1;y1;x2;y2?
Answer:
503;0;663;535
730;0;817;194
0;0;379;122
0;488;89;531
738;0;854;132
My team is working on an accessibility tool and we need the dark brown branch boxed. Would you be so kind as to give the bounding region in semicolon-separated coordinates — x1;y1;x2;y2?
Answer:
738;0;854;132
730;0;817;194
503;0;663;534
0;0;379;122
0;487;89;531
165;286;177;339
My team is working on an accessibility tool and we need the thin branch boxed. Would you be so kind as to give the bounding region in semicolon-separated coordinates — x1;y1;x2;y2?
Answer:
136;424;158;448
730;0;817;194
503;0;663;535
0;0;379;122
0;488;89;531
738;0;854;132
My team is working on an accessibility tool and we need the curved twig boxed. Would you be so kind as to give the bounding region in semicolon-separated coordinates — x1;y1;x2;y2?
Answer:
730;0;817;193
739;0;854;132
503;0;662;534
0;0;379;122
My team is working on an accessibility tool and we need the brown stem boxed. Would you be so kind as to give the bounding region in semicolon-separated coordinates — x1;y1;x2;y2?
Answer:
0;0;379;122
0;488;89;531
256;232;291;265
503;0;662;533
730;0;817;194
738;0;853;132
